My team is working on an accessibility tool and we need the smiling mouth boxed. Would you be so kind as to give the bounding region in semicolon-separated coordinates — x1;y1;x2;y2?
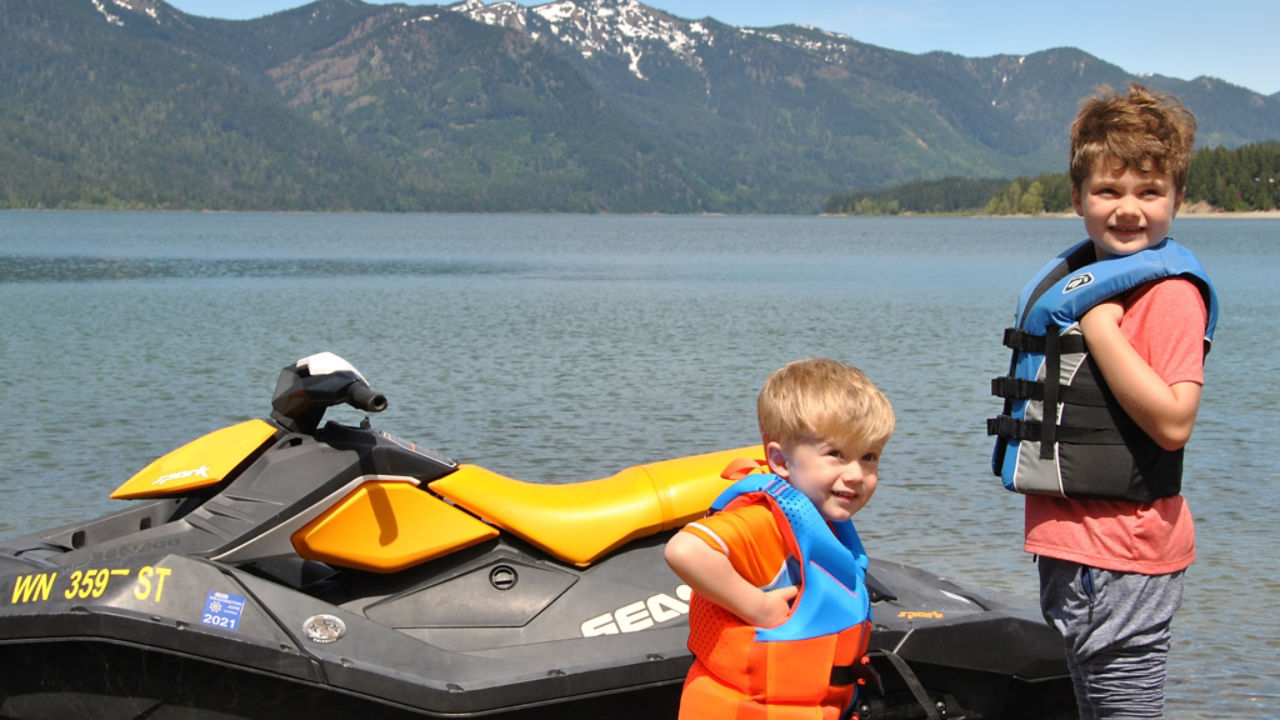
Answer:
1110;224;1145;234
832;490;858;502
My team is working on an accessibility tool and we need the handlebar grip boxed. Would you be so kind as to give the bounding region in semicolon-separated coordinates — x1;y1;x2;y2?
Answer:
348;382;388;413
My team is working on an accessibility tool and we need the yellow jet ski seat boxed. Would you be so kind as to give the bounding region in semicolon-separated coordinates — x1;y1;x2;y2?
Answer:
429;445;766;567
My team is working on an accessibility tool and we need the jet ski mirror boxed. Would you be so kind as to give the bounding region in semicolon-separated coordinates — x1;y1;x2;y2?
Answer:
271;352;388;435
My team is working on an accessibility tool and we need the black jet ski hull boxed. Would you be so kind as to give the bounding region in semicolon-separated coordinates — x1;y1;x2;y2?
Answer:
1;530;1071;719
0;354;1074;719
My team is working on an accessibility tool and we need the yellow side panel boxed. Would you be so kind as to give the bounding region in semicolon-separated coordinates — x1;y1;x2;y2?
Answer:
430;445;765;567
292;481;499;573
111;419;277;499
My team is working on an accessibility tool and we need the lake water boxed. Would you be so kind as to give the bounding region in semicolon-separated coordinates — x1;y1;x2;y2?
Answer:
1;211;1276;718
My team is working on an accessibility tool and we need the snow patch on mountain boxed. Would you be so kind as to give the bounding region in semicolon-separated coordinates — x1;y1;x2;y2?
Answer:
450;0;709;80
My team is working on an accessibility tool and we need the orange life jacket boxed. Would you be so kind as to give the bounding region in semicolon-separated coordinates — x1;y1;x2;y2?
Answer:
680;475;871;719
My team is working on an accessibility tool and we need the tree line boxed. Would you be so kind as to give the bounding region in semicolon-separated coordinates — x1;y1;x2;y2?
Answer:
826;142;1280;215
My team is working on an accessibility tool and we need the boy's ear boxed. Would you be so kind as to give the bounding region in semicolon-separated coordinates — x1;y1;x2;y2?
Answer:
1071;184;1084;217
1173;187;1185;217
765;441;790;479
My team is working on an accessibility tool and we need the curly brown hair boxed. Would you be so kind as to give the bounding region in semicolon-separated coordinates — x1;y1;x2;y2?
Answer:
1069;83;1197;191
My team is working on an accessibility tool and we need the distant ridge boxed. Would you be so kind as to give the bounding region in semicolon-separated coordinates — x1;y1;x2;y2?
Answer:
3;0;1279;212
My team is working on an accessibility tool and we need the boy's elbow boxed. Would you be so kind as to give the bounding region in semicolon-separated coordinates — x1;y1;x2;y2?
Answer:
1153;425;1193;452
663;538;681;568
1147;413;1195;451
664;532;697;573
1147;382;1202;451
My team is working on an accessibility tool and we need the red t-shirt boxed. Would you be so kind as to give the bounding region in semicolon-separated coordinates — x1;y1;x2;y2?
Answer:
1023;276;1208;574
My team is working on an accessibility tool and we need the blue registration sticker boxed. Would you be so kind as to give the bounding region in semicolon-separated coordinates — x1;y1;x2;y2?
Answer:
201;590;246;631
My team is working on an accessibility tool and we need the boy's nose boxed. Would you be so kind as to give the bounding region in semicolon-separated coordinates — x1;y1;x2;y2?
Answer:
840;463;864;482
1114;195;1142;219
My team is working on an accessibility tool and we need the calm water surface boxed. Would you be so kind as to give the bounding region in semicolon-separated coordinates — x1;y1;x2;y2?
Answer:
1;211;1276;717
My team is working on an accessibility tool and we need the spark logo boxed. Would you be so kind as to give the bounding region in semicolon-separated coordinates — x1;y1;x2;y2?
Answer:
153;465;211;486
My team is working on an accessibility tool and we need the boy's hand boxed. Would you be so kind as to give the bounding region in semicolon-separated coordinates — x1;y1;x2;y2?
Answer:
1078;293;1202;450
666;531;798;628
752;585;799;628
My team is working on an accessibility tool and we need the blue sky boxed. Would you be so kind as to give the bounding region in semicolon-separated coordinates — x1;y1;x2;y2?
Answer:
165;0;1280;95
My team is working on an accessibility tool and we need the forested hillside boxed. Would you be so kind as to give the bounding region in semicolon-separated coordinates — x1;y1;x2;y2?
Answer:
4;0;1280;213
826;143;1280;215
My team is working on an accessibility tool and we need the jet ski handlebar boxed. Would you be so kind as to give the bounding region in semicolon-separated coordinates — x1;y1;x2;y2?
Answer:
270;352;388;434
348;381;388;413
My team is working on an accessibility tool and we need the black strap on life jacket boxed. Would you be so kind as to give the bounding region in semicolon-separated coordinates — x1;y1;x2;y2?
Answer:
990;376;1108;406
989;241;1117;465
990;316;1124;452
986;416;1126;445
1039;325;1061;459
830;653;883;687
837;650;942;720
1002;327;1087;355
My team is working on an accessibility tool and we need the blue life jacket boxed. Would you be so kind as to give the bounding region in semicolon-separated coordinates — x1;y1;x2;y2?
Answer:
988;238;1217;502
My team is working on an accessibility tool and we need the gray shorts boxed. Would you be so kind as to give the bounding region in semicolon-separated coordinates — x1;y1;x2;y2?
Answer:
1038;557;1184;720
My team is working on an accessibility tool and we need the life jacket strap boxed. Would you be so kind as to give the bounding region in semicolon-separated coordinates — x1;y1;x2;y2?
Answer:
875;651;943;720
987;416;1126;445
1040;326;1062;459
1001;327;1087;354
829;662;867;687
990;377;1109;406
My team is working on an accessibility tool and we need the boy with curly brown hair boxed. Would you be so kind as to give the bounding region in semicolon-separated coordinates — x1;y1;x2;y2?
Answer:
989;83;1217;719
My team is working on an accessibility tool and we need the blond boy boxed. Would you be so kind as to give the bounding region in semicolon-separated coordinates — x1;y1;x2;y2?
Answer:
667;358;894;719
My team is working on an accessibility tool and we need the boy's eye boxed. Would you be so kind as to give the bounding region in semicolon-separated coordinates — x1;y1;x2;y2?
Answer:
826;449;844;459
861;452;879;463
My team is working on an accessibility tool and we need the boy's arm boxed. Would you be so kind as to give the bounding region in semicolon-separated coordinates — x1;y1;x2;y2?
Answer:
664;531;797;628
1080;299;1202;450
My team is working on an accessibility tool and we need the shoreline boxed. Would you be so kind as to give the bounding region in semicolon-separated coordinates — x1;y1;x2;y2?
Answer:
1177;209;1280;219
7;205;1279;218
1036;206;1280;220
1176;199;1280;218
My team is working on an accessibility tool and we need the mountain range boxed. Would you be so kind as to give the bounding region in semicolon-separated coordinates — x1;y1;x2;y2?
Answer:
4;0;1280;212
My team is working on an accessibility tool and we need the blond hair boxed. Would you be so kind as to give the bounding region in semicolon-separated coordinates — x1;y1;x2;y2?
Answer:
757;358;895;450
1069;83;1197;192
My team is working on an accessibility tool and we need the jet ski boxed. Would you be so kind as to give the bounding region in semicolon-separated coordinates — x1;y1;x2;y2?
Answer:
0;353;1074;719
